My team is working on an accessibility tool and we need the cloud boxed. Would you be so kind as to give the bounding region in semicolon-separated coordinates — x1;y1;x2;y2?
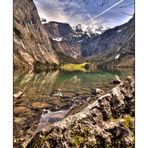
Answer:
85;0;124;24
34;0;69;23
33;0;134;28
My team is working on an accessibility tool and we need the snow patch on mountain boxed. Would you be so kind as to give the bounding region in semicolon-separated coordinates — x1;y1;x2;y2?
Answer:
115;54;120;59
52;37;63;42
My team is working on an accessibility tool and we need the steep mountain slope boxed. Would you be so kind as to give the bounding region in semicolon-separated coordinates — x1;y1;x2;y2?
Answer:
44;22;74;40
14;0;59;70
44;22;81;59
81;17;135;67
43;16;134;67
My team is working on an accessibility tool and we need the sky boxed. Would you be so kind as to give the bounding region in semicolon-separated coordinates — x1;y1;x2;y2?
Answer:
33;0;134;28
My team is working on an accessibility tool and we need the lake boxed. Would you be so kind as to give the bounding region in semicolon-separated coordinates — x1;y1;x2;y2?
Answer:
13;68;133;146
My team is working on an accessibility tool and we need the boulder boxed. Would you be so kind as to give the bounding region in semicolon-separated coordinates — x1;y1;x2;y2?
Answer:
14;106;30;115
91;88;104;95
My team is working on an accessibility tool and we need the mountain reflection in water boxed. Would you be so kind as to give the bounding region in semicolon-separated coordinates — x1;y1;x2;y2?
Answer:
14;68;133;102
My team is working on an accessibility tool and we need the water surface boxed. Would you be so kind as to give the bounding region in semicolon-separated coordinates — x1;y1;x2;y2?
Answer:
13;68;133;146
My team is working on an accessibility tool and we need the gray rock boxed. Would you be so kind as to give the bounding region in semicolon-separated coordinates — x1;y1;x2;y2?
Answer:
91;88;104;95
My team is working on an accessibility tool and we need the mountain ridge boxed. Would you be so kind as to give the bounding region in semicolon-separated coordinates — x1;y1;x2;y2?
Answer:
43;16;135;67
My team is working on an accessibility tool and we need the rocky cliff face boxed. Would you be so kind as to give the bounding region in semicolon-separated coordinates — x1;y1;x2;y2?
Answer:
26;77;135;148
44;22;81;59
81;17;135;67
14;0;59;70
44;22;75;40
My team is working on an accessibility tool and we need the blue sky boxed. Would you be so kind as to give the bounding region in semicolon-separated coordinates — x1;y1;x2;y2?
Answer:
33;0;134;28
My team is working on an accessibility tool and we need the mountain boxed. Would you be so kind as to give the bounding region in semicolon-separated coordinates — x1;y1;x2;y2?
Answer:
44;21;75;40
81;16;135;67
14;0;134;70
43;22;103;61
44;22;81;59
43;17;134;67
13;0;59;70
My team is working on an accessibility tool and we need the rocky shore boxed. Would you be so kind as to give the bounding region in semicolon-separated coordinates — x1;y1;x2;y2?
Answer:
25;76;135;148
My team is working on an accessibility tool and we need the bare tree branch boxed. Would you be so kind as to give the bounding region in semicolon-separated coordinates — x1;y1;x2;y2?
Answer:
62;0;135;18
64;0;73;6
95;0;109;7
63;0;108;7
76;0;89;5
120;11;134;16
120;2;135;8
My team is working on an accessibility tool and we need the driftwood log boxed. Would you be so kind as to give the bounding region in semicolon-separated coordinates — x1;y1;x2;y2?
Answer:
26;76;135;148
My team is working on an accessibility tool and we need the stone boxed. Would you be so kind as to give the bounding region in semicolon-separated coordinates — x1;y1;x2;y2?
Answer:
91;88;104;95
112;75;122;85
53;92;63;97
13;92;24;99
31;102;49;109
61;92;74;99
112;80;121;85
14;117;26;123
14;106;30;115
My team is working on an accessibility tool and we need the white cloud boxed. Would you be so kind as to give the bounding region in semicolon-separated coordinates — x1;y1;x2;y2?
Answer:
33;0;105;26
33;0;134;28
34;0;69;23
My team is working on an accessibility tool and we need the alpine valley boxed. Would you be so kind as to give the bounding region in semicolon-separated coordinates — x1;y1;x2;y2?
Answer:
14;0;134;70
13;0;135;147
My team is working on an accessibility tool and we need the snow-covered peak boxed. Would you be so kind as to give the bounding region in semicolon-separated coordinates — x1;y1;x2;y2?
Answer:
73;24;110;36
93;26;110;34
52;37;63;42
